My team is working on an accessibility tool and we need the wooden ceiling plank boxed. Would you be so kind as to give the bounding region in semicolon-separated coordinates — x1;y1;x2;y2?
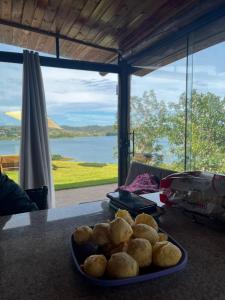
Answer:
60;0;87;36
66;0;101;42
62;0;111;59
0;1;2;19
1;0;12;45
75;0;142;54
32;0;61;56
12;0;24;22
22;0;36;25
98;0;167;48
74;0;111;41
51;0;74;32
12;0;25;47
2;0;12;20
0;1;4;44
28;2;46;52
59;0;87;55
32;4;45;28
125;0;225;65
120;0;198;51
20;0;37;49
40;0;61;31
69;0;122;59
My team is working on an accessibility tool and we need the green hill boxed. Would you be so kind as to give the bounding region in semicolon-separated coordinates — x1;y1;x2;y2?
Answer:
0;125;117;140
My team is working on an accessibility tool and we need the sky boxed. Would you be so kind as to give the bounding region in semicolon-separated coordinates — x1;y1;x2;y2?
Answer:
1;40;225;127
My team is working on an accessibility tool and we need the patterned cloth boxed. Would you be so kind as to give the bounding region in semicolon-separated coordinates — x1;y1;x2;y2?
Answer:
117;173;159;194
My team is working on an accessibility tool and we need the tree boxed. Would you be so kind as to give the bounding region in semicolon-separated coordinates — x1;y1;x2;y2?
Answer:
131;89;225;173
167;90;225;172
131;90;167;164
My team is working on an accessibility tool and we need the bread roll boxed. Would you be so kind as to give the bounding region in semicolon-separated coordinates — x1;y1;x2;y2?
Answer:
83;254;107;277
107;252;139;278
73;225;93;244
158;232;168;242
92;223;110;246
153;241;182;267
127;238;152;267
133;224;159;246
135;213;158;231
110;217;133;245
115;209;134;226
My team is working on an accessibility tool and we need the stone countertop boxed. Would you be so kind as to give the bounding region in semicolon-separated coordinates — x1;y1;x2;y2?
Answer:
0;201;225;300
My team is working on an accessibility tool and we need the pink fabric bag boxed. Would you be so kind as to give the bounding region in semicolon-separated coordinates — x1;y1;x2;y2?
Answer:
117;173;159;194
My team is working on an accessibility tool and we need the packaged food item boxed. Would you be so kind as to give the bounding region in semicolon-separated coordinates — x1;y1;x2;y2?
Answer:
160;171;225;222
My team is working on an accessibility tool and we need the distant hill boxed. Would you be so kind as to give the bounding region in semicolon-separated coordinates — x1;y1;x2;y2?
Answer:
0;125;117;140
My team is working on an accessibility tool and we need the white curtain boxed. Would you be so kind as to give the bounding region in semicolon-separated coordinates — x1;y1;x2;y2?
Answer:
20;50;55;208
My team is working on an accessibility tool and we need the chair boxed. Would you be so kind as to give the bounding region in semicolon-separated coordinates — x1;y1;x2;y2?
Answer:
25;186;48;210
125;161;175;186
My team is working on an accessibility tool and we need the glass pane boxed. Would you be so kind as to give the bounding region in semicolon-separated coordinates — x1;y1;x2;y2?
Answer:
188;25;225;173
0;62;22;182
42;67;118;207
131;57;187;171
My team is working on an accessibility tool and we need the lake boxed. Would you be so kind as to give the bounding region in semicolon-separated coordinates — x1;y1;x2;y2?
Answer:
0;136;118;163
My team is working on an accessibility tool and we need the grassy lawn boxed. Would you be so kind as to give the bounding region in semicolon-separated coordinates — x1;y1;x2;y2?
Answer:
6;160;118;190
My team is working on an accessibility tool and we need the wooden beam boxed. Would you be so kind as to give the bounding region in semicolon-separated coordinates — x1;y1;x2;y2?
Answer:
0;18;120;54
0;50;120;74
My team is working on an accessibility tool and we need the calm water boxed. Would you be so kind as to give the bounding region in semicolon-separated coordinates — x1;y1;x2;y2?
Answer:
0;136;118;163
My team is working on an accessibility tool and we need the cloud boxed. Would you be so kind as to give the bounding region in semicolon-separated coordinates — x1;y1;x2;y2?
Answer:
0;62;118;126
2;41;225;127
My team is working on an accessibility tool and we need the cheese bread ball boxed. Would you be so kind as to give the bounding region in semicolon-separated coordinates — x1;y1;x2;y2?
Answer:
73;225;93;244
133;224;159;246
158;232;168;242
110;241;128;255
152;241;182;267
92;223;110;246
135;213;158;231
110;217;133;245
127;238;152;267
115;209;134;226
107;252;139;278
83;254;107;278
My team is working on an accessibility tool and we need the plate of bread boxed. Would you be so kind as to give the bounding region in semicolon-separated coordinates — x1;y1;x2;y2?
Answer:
70;210;188;286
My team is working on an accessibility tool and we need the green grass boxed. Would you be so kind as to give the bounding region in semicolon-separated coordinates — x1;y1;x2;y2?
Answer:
6;160;118;190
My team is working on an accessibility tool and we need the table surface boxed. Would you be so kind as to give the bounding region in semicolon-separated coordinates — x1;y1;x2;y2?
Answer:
1;200;225;300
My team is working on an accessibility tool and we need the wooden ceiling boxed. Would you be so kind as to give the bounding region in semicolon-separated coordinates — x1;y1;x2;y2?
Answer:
0;0;225;65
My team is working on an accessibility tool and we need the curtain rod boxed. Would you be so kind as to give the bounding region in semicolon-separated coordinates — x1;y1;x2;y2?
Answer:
0;19;120;55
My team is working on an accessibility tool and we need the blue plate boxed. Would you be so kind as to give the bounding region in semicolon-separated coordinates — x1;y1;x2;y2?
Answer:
70;229;188;287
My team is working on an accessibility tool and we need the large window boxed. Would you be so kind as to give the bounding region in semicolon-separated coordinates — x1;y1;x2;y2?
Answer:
187;36;225;173
131;58;186;171
42;67;118;193
131;15;225;175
